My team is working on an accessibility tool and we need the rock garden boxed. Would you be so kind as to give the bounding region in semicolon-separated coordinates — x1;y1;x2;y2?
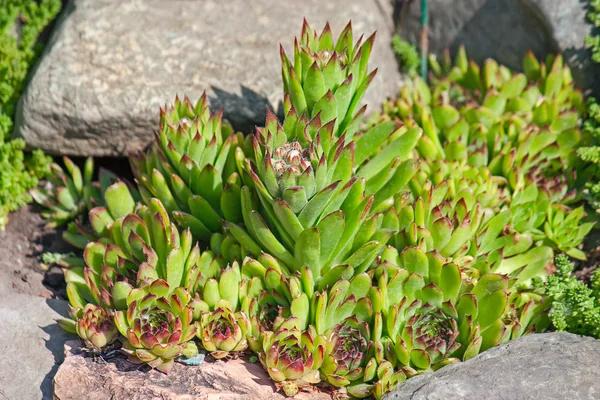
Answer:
2;0;600;399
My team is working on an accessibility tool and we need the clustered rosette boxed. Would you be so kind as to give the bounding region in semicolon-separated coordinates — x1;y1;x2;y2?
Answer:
198;305;250;359
259;319;326;397
51;19;579;400
58;304;118;352
114;279;198;373
376;46;591;260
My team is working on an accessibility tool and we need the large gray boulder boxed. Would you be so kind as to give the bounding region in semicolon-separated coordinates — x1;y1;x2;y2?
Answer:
385;332;600;400
398;0;600;96
15;0;400;157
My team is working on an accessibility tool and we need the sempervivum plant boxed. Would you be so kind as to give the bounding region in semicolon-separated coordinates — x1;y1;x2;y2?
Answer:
197;305;250;359
258;318;326;397
131;94;245;242
227;113;395;281
320;316;374;388
58;303;119;353
239;253;407;398
192;260;252;359
280;20;376;140
411;160;508;214
383;182;556;284
52;18;592;400
32;157;120;229
60;179;141;250
373;248;548;374
63;197;207;312
114;279;198;373
376;48;591;259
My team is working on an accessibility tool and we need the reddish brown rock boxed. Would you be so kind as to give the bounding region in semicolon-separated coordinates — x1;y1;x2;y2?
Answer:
53;341;333;400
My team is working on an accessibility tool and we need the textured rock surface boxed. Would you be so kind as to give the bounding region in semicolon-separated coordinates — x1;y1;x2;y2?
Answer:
398;0;600;95
15;0;400;157
0;206;74;399
0;275;70;400
53;341;332;400
385;332;600;400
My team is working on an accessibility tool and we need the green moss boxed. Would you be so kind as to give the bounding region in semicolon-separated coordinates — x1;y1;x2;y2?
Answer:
585;0;600;63
544;255;600;338
391;34;420;76
0;0;61;229
577;97;600;211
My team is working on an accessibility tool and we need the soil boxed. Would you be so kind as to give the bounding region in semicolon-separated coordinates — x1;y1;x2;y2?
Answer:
0;204;74;298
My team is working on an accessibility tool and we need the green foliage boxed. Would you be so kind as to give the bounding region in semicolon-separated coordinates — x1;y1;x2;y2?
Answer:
0;139;51;228
585;0;600;63
0;0;61;138
0;0;61;229
53;21;590;400
377;47;592;261
33;157;123;229
391;34;419;76
41;251;77;266
579;1;600;212
577;97;600;211
544;255;600;338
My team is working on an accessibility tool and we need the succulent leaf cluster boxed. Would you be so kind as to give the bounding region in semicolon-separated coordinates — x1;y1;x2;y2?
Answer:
32;158;120;229
280;19;375;140
375;47;592;261
131;94;245;242
52;20;589;400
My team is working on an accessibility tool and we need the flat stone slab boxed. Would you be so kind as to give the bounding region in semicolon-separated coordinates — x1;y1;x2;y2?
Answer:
385;332;600;400
0;206;75;399
15;0;400;157
399;0;600;96
0;286;70;400
53;341;333;400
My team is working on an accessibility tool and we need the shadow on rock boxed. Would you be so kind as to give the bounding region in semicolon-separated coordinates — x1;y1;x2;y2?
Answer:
210;85;280;135
40;299;72;400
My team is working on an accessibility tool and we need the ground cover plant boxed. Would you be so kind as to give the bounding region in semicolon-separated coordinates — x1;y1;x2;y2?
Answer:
31;19;596;399
523;0;600;339
0;0;61;229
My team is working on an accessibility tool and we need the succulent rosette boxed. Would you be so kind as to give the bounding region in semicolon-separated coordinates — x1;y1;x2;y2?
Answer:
411;160;508;213
58;304;119;352
32;157;120;229
225;111;404;290
60;179;140;249
198;305;250;359
384;182;484;260
280;20;375;140
320;317;376;388
131;94;245;242
239;256;311;352
382;181;558;283
385;301;461;372
75;304;119;351
259;318;326;397
63;197;209;312
375;244;550;370
114;279;198;373
376;47;590;260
